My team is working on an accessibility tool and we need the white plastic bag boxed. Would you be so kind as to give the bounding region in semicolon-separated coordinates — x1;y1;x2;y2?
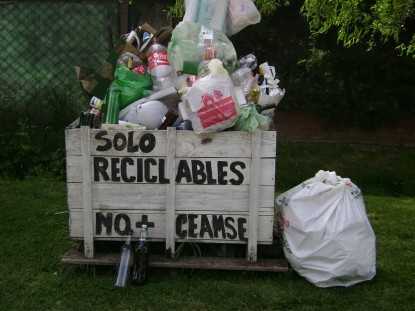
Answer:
184;59;242;133
225;0;261;36
276;170;376;287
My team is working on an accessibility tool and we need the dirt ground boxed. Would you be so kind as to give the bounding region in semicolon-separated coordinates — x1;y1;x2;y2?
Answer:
274;109;415;146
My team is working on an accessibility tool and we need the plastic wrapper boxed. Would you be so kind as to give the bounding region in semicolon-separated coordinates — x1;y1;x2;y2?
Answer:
233;105;270;132
225;0;261;36
109;66;153;110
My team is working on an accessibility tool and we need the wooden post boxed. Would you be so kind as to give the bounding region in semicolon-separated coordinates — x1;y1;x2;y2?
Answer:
165;127;177;258
81;126;94;258
247;130;261;262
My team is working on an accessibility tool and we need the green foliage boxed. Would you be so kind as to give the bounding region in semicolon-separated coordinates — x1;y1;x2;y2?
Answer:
0;82;84;179
302;0;415;57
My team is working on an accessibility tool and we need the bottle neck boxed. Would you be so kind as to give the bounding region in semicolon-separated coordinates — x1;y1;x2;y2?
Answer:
140;228;148;242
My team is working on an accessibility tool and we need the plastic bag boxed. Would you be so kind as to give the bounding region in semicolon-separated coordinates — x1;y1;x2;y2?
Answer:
233;105;270;132
109;66;153;110
276;170;376;288
225;0;261;36
167;21;237;75
184;59;242;134
183;0;228;32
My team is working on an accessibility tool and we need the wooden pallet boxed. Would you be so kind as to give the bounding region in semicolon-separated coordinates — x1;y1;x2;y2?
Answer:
61;247;288;272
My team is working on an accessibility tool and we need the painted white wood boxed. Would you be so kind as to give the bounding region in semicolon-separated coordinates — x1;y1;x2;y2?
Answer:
68;210;273;243
65;129;277;158
65;127;277;259
247;130;261;262
165;127;177;258
81;126;94;258
67;183;275;211
66;155;275;186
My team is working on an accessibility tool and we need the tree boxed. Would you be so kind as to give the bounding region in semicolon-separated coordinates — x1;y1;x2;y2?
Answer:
166;0;415;57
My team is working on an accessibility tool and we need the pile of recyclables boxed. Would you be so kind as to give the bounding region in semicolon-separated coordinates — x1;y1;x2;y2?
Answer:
75;0;285;134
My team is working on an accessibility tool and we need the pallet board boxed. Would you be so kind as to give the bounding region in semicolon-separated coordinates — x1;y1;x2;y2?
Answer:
65;126;278;265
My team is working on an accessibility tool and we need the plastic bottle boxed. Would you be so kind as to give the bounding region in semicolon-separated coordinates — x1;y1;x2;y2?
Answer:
114;230;134;288
146;37;175;92
176;102;193;130
132;225;149;285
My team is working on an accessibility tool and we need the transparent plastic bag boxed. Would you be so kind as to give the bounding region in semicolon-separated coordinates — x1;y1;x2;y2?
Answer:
167;21;237;75
225;0;261;36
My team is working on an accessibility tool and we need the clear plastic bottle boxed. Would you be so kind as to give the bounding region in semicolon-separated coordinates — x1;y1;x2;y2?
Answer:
146;37;175;91
114;230;134;288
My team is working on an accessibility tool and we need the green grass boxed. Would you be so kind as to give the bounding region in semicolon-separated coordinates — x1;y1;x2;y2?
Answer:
1;142;415;310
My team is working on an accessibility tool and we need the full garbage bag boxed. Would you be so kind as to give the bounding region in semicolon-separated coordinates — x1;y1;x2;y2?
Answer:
276;170;376;287
110;66;153;110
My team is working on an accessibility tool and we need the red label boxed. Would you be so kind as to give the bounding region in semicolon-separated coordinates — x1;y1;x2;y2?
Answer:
133;64;147;75
148;51;169;71
197;92;237;128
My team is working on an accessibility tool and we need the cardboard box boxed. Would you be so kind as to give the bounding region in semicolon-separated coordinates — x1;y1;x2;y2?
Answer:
76;23;173;102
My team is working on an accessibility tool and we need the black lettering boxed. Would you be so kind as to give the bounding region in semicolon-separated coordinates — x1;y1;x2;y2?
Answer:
144;158;157;183
121;158;135;182
212;215;226;239
127;131;139;152
114;214;131;235
113;133;127;151
206;162;217;184
188;214;198;238
192;160;206;184
94;157;109;181
158;159;170;184
95;131;112;151
238;218;248;241
175;160;192;183
176;214;187;238
217;161;228;185
225;217;237;239
96;212;112;235
139;133;156;153
200;215;213;238
136;158;143;182
230;161;245;185
111;158;120;182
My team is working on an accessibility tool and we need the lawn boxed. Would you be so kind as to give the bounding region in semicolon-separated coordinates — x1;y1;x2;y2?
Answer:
0;141;414;310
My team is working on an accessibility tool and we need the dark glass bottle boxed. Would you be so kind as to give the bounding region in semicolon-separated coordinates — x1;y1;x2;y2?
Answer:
132;225;149;285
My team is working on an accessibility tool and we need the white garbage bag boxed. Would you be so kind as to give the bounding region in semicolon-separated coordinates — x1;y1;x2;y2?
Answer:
276;170;376;287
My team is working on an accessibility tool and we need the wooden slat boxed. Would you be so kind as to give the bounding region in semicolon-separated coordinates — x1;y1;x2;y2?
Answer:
67;183;275;211
81;126;94;258
68;211;273;243
65;129;277;158
61;249;288;272
247;130;261;262
66;155;275;186
165;127;177;258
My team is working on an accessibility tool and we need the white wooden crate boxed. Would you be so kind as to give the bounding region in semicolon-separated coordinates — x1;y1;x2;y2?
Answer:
65;126;277;263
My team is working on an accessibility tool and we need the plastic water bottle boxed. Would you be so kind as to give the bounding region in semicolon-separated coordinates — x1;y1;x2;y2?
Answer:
114;230;134;288
146;37;175;92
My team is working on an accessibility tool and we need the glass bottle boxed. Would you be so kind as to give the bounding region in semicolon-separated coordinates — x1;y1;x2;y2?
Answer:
132;225;149;285
114;229;134;288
